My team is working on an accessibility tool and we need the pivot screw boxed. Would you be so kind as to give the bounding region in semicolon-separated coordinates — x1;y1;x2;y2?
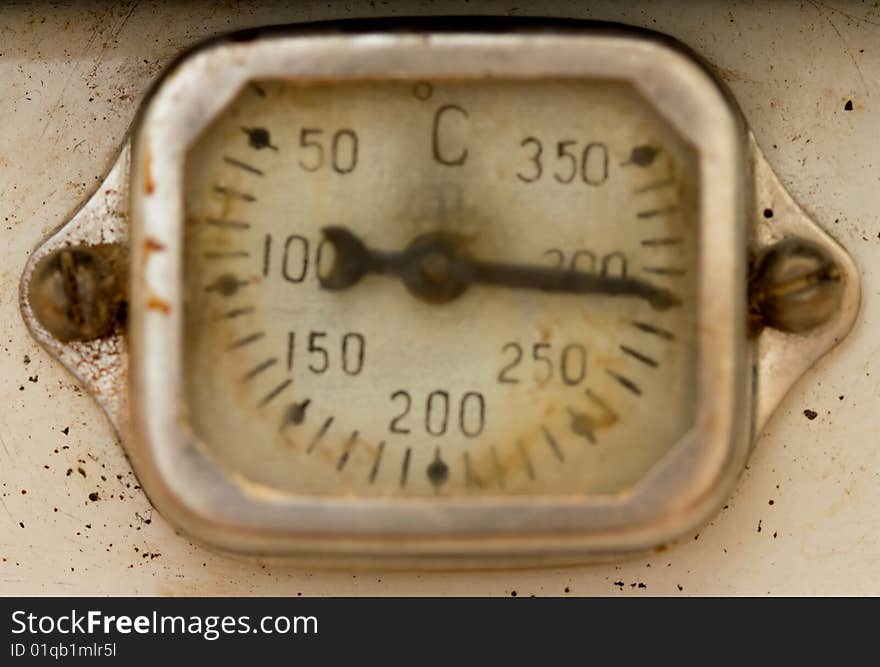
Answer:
419;251;453;286
749;237;843;333
28;244;126;342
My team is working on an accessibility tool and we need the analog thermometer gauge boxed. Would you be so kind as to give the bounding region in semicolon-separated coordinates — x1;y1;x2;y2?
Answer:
21;21;859;565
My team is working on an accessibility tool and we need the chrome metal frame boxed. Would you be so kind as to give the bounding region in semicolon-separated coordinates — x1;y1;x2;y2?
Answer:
128;27;748;562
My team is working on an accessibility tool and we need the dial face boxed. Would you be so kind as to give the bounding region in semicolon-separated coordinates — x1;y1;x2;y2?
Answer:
181;78;700;498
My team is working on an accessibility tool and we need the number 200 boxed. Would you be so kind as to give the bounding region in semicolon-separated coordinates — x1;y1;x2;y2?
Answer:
389;390;486;438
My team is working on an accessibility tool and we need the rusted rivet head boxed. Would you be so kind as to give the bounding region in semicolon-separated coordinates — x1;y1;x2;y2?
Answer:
28;244;127;342
749;237;843;334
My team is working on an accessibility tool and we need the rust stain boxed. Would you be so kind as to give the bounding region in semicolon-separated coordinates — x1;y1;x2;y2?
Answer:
538;324;552;343
147;293;171;314
143;149;155;194
144;237;165;254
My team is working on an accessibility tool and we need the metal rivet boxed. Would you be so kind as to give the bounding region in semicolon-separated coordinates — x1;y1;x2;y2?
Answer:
749;237;843;334
28;244;127;342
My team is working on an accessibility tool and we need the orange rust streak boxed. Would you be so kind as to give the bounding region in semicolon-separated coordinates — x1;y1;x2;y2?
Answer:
144;237;165;254
143;150;155;194
147;294;171;314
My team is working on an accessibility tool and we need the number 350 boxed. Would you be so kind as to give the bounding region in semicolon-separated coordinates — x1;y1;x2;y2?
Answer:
516;137;609;186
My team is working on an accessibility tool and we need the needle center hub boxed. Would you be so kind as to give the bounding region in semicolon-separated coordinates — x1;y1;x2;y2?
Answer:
401;232;470;304
419;251;453;286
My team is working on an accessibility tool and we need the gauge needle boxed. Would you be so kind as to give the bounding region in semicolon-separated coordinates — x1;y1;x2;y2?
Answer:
318;226;681;311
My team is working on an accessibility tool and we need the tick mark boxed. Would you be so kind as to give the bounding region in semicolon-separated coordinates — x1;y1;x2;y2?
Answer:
241;357;277;381
216;306;254;320
516;441;535;480
606;369;643;396
368;441;386;484
336;431;358;471
621;145;661;167
206;273;248;296
204;251;250;260
633;177;674;194
207;218;251;230
567;407;596;444
637;206;677;219
463;451;480;489
569;389;619;444
223;156;264;176
620;345;659;368
241;126;278;151
307;417;334;454
642;267;686;276
287;331;295;371
542;426;565;462
214;185;256;202
280;399;311;431
632;321;675;341
640;237;682;247
400;447;412;489
490;446;504;489
426;448;449;489
228;332;265;349
258;378;292;407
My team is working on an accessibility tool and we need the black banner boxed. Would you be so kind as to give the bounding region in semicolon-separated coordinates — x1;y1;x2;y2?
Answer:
0;597;875;661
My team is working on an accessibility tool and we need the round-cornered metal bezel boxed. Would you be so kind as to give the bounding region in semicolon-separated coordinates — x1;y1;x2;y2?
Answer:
128;26;749;563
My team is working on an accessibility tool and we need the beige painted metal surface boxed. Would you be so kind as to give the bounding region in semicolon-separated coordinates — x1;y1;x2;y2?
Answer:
1;1;877;594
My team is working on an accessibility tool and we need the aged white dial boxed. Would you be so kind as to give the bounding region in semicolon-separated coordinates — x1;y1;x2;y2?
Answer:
181;78;699;498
